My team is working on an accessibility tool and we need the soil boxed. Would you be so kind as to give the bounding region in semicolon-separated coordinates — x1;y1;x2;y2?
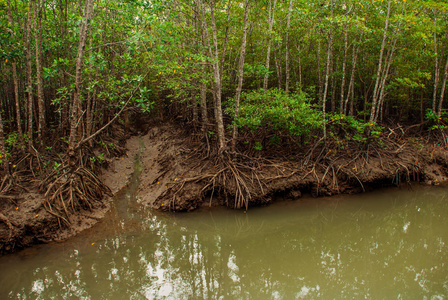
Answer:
137;123;448;211
0;135;140;256
1;121;448;255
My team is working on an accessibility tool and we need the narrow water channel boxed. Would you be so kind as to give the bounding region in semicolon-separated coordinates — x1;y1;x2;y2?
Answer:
0;145;447;299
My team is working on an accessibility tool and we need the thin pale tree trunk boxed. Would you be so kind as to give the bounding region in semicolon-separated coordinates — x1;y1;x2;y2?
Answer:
344;40;359;115
274;49;282;89
26;0;34;152
285;0;293;92
330;55;337;112
437;55;448;117
196;0;208;133
370;0;391;123
339;28;348;113
34;0;45;142
6;0;24;151
376;38;397;122
200;81;208;132
322;0;334;140
219;0;232;87
263;0;276;90
432;15;440;113
211;1;226;151
85;29;94;146
231;0;249;152
317;37;323;101
68;0;93;161
374;1;405;122
202;0;226;151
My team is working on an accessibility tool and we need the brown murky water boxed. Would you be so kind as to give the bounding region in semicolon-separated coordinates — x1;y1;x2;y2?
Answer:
0;152;447;300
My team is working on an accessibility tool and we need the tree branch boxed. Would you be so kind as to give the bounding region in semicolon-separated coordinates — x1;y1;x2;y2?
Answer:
76;71;150;149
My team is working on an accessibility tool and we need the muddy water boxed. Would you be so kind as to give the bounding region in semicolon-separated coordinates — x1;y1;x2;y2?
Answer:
0;158;447;299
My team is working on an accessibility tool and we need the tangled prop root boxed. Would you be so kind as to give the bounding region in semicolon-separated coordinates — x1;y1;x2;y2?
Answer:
41;166;112;227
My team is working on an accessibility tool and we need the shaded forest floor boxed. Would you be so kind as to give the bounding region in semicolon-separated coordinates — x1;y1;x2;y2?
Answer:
2;120;448;255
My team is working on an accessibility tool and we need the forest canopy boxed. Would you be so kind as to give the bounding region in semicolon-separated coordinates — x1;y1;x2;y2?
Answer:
1;0;448;162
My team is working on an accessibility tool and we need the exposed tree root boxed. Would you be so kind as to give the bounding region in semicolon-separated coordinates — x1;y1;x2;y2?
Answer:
151;125;445;212
40;165;112;227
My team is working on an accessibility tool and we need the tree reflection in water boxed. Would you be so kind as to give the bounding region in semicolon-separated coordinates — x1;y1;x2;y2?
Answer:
0;185;447;299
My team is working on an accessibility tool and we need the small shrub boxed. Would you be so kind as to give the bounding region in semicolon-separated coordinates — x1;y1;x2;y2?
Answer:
226;88;322;139
327;113;384;145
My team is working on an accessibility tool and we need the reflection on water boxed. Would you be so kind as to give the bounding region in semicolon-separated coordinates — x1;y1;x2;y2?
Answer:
0;185;448;299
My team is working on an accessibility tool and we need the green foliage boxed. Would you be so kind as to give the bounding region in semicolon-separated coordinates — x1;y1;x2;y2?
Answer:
226;88;322;138
90;153;105;165
207;131;215;139
5;132;19;148
254;141;263;151
425;109;441;123
136;87;154;114
425;109;448;131
328;114;384;145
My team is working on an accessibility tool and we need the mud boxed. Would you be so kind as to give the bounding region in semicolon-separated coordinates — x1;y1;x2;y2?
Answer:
0;136;140;255
137;124;448;211
1;122;448;255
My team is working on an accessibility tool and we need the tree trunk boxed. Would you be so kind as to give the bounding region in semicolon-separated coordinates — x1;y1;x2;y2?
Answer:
274;49;282;89
26;0;34;152
432;16;440;113
297;44;302;86
202;0;226;151
231;0;249;152
339;27;348;113
374;1;405;122
285;0;293;92
68;0;93;162
317;37;323;101
219;0;232;87
34;0;45;143
330;55;337;112
6;0;25;151
370;0;391;123
196;0;208;133
437;55;448;117
263;0;276;90
344;40;359;115
200;80;208;132
85;29;94;146
322;0;334;140
376;38;397;122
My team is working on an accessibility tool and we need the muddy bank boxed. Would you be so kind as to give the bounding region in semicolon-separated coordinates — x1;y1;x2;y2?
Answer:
2;122;448;255
136;123;448;212
0;136;140;255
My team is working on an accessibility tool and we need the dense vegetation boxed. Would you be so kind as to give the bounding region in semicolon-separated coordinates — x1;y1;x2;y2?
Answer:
1;0;448;209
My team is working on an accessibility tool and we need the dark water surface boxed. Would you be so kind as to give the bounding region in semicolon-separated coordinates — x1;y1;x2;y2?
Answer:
0;175;447;299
